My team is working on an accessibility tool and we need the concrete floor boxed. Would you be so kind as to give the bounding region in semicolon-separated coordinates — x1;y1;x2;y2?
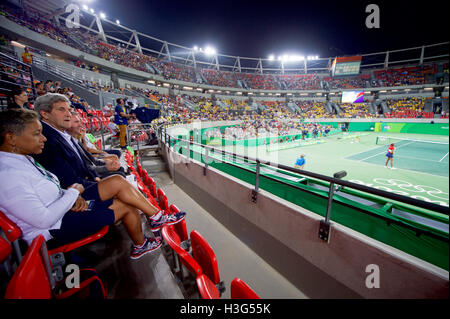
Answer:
79;144;306;299
150;166;306;299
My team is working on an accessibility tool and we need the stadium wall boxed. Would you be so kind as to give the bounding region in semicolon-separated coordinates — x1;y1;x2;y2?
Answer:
161;142;449;298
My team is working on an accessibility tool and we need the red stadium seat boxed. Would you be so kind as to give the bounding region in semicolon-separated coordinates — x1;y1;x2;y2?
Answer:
4;235;106;299
0;209;109;257
196;275;260;299
231;278;260;299
157;188;169;211
190;230;222;288
161;224;202;279
196;274;221;299
169;204;188;242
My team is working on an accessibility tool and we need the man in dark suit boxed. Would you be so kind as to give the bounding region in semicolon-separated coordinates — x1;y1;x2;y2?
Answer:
66;111;126;178
32;93;101;200
30;94;187;258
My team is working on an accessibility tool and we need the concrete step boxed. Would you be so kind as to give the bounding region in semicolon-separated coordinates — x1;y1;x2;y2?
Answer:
142;158;166;173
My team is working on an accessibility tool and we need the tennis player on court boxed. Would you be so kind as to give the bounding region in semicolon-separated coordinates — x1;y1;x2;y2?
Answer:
385;143;395;169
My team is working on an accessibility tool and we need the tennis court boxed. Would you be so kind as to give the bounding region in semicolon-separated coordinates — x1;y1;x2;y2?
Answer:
346;136;449;177
212;131;449;207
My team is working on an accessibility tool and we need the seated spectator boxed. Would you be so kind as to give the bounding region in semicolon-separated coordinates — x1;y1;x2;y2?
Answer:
44;80;53;93
107;117;120;137
35;81;46;96
81;126;122;160
0;109;186;259
66;111;126;178
7;86;28;109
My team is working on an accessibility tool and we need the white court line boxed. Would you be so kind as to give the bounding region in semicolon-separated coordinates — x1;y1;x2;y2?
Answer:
358;141;415;162
343;157;449;179
439;152;449;162
396;155;444;163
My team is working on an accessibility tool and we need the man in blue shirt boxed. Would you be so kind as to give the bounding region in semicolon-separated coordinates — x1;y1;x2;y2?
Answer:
295;154;306;169
114;98;134;149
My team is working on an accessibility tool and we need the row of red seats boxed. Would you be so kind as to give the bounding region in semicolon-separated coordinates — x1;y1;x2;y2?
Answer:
124;150;260;299
385;111;434;118
0;210;108;299
76;109;110;134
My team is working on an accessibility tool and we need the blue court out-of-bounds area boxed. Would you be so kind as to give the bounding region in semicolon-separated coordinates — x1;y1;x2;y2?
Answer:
346;138;449;177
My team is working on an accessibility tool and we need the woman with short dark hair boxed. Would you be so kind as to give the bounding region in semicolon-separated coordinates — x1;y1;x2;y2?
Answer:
0;109;185;259
7;86;28;109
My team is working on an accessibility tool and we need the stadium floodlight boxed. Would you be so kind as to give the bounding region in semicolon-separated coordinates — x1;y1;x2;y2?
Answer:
204;46;216;56
193;46;198;51
90;8;94;13
116;19;120;25
99;12;106;19
82;5;89;10
268;55;274;61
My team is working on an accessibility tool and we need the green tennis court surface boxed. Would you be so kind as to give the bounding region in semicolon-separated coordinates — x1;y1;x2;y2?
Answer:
212;132;449;207
346;137;449;177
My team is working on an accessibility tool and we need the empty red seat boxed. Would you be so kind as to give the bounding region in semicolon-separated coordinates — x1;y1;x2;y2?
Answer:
231;278;260;299
4;235;106;299
157;188;169;211
196;275;260;299
161;224;202;278
169;204;188;242
0;210;109;257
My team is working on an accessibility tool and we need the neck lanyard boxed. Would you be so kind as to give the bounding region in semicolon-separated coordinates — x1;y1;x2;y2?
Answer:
26;156;62;196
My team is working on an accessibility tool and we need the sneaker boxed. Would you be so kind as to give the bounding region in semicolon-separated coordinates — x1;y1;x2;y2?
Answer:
391;167;396;170
148;210;186;231
130;236;162;260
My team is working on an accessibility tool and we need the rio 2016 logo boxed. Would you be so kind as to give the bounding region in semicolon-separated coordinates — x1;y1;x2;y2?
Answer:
350;178;449;207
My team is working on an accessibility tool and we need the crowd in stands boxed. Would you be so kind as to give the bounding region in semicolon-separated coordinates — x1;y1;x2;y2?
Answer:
384;97;426;118
373;65;436;87
280;74;320;90
0;3;441;93
323;74;370;89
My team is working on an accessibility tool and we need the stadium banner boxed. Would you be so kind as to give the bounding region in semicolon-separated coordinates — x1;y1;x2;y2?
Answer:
331;56;362;76
321;121;448;135
348;122;375;131
381;123;449;135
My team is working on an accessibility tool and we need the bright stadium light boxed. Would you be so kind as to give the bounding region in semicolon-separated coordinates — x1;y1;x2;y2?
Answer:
204;46;216;55
90;8;94;13
82;5;89;10
193;46;198;51
116;19;120;24
268;55;274;61
99;12;106;19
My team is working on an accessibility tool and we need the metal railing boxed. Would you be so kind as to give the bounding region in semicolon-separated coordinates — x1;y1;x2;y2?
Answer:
157;124;448;244
0;51;36;99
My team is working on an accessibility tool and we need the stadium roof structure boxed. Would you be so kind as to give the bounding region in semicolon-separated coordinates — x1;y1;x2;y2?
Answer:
23;0;449;75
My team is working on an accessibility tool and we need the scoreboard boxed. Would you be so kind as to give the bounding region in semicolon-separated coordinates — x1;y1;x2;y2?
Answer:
331;56;362;76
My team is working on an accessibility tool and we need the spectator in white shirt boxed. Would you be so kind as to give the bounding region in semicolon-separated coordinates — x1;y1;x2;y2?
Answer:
0;109;185;259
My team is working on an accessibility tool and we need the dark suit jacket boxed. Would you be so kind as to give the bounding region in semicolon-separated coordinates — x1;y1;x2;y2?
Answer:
74;139;126;178
33;121;99;193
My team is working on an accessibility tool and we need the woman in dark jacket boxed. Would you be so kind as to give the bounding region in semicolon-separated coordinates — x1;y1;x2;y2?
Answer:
7;86;28;109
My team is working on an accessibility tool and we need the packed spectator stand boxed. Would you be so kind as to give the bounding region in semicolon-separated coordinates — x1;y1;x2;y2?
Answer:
0;2;445;92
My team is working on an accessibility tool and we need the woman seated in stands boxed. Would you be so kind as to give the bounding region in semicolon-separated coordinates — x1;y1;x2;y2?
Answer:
7;86;29;110
0;109;185;259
